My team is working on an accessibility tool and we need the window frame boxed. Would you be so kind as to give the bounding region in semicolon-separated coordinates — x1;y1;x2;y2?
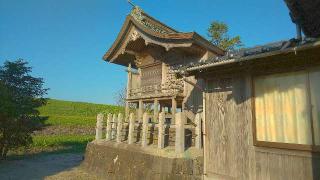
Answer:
252;68;320;152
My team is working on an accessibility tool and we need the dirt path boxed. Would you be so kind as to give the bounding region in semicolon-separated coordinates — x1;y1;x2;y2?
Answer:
0;153;98;180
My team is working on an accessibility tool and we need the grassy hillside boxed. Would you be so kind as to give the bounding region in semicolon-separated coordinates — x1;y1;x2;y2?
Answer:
38;99;124;126
10;99;124;157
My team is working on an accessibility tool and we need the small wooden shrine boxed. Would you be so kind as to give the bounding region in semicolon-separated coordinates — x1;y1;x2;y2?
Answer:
86;8;225;179
103;6;224;124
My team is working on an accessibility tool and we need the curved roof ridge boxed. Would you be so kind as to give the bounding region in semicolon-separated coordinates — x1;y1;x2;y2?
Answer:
103;7;225;63
130;6;178;34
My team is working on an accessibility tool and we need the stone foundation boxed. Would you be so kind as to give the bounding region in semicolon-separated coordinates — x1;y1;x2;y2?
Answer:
81;141;203;180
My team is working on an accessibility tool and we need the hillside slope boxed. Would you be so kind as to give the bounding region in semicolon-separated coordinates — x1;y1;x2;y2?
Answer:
38;99;124;126
10;99;124;157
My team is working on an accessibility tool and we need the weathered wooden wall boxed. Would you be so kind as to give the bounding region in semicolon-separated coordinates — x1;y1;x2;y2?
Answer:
204;73;251;179
204;72;320;180
183;76;203;122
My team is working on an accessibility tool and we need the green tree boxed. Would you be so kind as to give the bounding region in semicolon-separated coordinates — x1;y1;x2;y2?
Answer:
208;21;243;51
0;59;48;159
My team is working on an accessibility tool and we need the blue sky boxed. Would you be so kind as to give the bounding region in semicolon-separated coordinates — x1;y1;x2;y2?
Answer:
0;0;296;104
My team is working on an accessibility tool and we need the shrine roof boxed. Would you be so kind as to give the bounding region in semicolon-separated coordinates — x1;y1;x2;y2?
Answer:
103;7;224;67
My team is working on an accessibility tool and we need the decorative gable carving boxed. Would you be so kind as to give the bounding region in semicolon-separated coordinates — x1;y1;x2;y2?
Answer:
130;30;140;42
130;7;170;34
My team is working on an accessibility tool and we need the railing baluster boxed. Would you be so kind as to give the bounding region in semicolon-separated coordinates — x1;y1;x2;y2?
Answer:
158;112;165;149
128;113;135;144
111;114;117;140
106;113;112;141
95;113;104;140
141;112;149;147
117;113;123;143
175;112;185;153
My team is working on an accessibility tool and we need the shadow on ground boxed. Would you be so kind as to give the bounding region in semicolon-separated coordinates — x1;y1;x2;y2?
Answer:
0;141;89;180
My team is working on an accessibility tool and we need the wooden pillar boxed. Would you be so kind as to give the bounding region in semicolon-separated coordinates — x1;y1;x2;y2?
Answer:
126;64;132;121
172;98;177;124
153;99;159;122
141;112;149;147
138;100;143;123
95;113;104;140
116;113;123;143
111;114;117;140
106;113;112;141
158;112;165;149
128;113;135;144
126;64;132;97
175;112;185;153
202;90;208;176
195;112;202;149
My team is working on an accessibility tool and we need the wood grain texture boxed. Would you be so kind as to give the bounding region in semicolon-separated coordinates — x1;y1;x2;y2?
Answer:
204;72;320;180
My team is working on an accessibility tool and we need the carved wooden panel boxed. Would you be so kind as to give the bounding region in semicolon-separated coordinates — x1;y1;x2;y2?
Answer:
140;64;162;87
131;73;140;89
135;48;162;68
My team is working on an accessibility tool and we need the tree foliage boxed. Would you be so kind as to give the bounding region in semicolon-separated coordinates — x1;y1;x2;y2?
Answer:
208;21;243;51
0;59;48;159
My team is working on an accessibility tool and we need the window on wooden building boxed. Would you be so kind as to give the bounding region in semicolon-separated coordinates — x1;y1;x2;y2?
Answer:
254;69;320;150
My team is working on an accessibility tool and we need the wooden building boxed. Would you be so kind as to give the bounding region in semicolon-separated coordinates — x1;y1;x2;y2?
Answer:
99;4;320;180
180;40;320;179
103;6;224;123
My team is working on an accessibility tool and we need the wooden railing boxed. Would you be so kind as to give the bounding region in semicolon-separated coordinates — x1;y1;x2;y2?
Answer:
95;112;202;153
128;84;184;99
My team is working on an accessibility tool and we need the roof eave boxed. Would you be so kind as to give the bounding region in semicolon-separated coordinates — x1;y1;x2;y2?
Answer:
185;40;320;74
102;15;224;64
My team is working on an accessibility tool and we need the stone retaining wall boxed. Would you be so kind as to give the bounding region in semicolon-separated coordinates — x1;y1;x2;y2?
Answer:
81;141;203;180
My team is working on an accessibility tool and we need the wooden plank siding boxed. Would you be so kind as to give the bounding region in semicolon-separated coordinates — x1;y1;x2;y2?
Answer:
204;74;251;179
204;72;320;180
